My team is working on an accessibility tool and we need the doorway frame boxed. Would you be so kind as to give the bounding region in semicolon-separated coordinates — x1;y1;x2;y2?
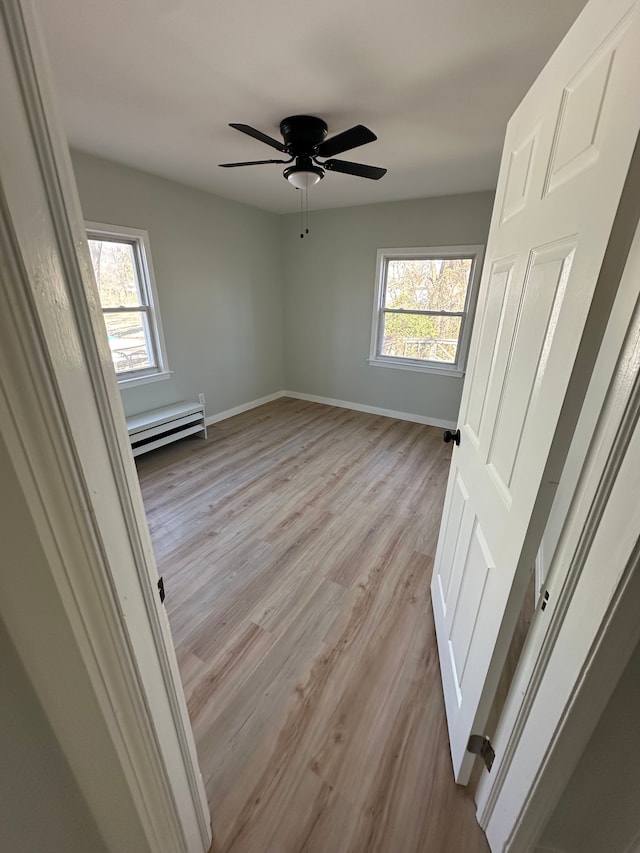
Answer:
0;1;211;850
2;0;639;851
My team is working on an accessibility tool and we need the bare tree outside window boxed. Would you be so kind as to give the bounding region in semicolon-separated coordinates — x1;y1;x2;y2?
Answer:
86;223;169;385
370;247;484;374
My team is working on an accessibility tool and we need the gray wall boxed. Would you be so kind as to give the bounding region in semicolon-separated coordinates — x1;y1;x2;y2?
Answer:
0;620;108;853
281;192;494;424
535;639;640;853
71;150;284;417
71;152;494;424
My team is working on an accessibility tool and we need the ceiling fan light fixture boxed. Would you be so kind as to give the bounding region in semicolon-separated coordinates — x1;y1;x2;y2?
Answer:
284;163;324;189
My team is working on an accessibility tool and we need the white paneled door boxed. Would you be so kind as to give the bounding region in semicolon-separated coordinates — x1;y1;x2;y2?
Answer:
431;0;640;784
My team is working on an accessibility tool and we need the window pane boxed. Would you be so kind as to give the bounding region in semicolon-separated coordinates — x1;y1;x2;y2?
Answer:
89;239;143;308
385;258;472;312
105;312;154;373
381;313;462;363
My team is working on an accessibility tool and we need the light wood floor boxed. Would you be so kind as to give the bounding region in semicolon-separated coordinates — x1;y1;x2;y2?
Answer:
137;398;490;853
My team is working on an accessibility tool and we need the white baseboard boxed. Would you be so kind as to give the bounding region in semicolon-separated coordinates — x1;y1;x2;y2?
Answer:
204;391;285;426
283;390;457;430
204;389;457;430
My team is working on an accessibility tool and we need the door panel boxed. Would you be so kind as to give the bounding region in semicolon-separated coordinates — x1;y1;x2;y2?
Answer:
486;239;577;494
431;0;640;783
435;471;471;618
543;20;628;196
500;131;539;225
465;258;515;446
449;521;495;690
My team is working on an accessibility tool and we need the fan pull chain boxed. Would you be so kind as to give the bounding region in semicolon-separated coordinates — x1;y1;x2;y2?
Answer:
300;187;309;240
299;185;311;238
300;186;304;238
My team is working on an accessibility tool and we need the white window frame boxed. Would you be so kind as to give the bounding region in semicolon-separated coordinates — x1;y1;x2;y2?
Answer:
86;221;171;388
369;244;484;377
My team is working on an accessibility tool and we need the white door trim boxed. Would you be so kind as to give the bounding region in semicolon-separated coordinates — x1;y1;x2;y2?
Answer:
475;154;640;851
0;2;210;850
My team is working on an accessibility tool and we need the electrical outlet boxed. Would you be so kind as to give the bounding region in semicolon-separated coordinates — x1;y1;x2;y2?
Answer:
198;393;205;408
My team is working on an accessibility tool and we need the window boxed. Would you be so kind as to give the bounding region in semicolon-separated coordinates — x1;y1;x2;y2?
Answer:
369;245;484;376
86;222;170;387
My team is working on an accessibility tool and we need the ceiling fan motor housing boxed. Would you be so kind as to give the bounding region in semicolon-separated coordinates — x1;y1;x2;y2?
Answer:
279;115;328;156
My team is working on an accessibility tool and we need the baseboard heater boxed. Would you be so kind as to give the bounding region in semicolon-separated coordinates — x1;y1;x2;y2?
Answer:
126;401;207;457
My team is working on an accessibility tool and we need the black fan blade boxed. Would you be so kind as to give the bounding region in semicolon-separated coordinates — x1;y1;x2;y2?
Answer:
219;158;290;168
229;123;286;152
316;124;376;158
323;159;387;180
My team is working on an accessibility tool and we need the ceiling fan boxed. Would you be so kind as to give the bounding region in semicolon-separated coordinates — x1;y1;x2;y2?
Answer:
219;115;387;188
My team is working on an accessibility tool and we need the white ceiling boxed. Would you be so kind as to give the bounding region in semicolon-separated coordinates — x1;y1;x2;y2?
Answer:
35;0;588;214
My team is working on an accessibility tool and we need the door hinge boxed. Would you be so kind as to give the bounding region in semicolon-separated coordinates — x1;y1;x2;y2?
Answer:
467;734;495;771
157;576;165;604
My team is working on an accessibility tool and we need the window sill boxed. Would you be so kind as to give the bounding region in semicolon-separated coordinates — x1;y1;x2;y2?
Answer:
367;358;464;378
116;369;173;390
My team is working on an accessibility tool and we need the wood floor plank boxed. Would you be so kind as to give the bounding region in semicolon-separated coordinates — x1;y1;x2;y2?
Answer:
137;397;489;853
